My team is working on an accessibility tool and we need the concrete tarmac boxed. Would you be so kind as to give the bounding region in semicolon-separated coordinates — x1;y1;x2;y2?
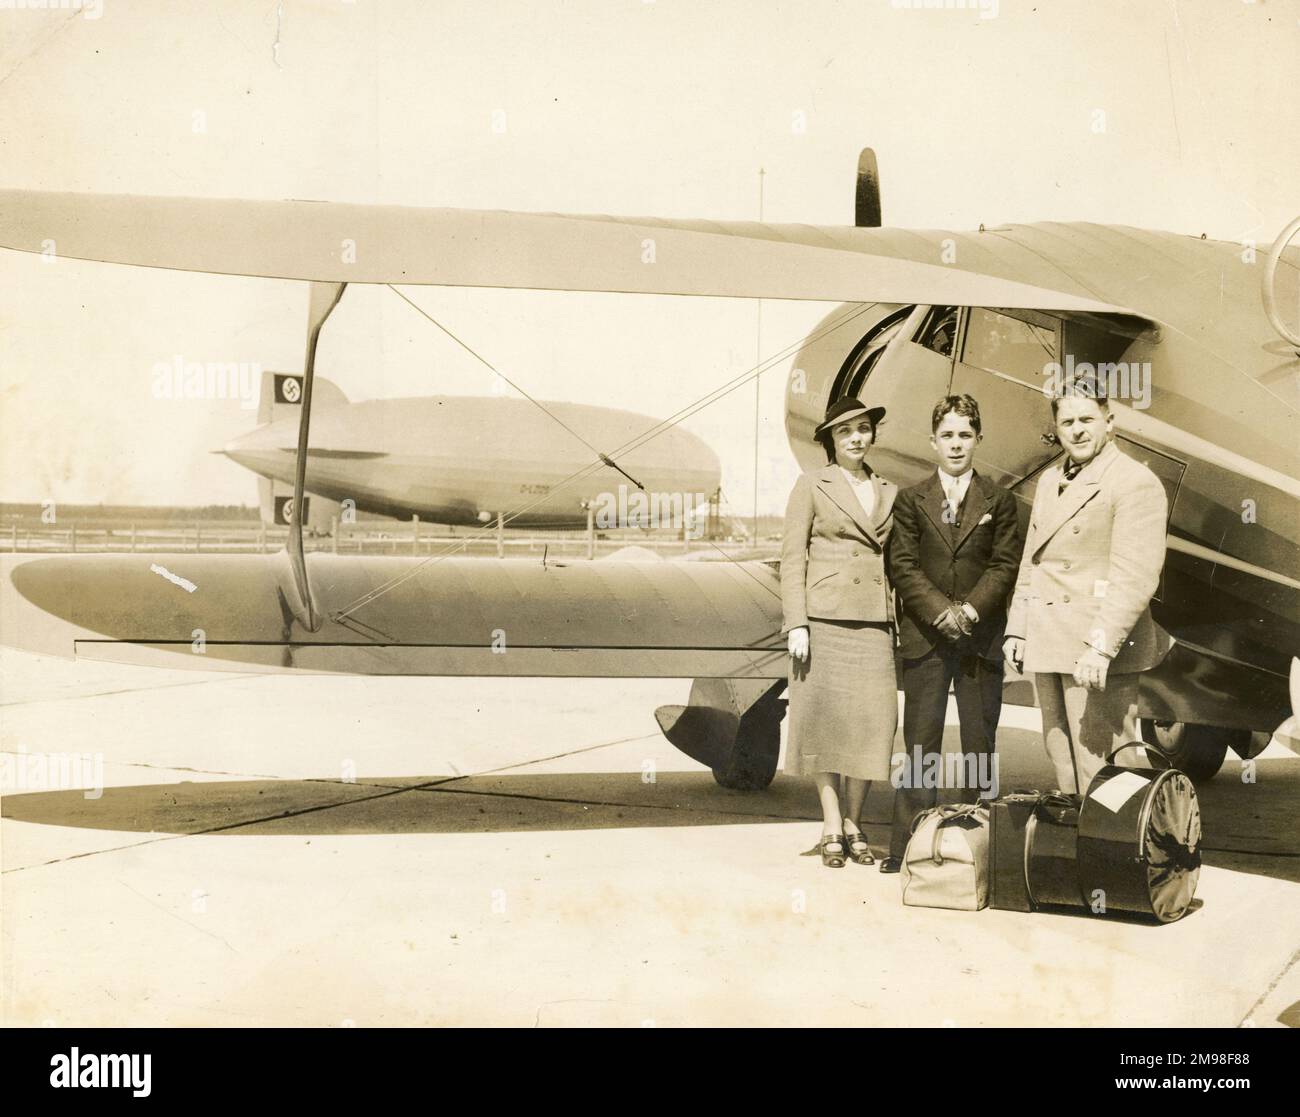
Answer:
2;647;1297;1027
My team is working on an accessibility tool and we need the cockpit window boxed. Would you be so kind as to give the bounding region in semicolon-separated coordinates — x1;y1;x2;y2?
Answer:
961;307;1058;387
839;307;913;397
917;306;959;358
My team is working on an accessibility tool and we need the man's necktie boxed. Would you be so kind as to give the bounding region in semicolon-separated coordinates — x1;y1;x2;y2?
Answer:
1059;459;1084;496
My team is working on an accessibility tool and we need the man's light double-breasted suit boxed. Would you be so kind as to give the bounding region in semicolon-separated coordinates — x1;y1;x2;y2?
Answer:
1005;440;1171;789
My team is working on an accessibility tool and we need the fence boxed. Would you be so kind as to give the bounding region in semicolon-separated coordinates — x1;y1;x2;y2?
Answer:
0;516;767;560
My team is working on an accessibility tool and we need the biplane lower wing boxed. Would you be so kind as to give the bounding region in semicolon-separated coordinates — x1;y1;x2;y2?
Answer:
0;553;787;679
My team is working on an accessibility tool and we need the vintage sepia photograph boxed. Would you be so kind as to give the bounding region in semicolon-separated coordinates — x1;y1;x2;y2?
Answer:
1;0;1297;1057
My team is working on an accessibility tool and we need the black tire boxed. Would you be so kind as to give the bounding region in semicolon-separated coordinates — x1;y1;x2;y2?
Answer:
711;709;781;791
1138;720;1244;784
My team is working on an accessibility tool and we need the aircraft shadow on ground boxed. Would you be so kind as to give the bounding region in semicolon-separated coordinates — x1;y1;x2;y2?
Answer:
4;761;1297;883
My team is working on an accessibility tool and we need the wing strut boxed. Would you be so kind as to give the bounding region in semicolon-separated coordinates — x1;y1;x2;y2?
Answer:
286;280;346;632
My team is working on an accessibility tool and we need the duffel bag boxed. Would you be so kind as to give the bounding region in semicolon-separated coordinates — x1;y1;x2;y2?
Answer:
900;802;990;911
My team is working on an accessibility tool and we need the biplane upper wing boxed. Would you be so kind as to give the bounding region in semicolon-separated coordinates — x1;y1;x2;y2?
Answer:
0;189;1138;312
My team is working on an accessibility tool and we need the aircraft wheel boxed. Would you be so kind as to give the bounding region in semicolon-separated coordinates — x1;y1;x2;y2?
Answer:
1138;720;1243;783
711;709;781;791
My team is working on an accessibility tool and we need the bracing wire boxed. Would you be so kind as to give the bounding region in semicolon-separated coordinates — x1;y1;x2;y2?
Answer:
329;296;877;621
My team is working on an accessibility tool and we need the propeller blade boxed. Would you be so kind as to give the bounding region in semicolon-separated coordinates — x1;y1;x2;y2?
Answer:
855;147;882;228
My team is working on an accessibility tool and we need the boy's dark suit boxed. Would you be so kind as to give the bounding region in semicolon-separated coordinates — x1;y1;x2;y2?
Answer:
885;471;1023;859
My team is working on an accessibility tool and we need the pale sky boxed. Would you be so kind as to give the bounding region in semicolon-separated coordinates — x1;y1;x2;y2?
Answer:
2;0;1297;512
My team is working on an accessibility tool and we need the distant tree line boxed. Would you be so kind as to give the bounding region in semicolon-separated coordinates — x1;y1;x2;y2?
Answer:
0;503;261;523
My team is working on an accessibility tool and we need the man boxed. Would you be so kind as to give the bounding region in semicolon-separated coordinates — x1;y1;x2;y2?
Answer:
1003;377;1169;792
880;395;1023;873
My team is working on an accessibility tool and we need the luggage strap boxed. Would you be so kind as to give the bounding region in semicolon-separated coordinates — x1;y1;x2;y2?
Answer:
913;802;986;866
1107;742;1171;770
1034;790;1081;825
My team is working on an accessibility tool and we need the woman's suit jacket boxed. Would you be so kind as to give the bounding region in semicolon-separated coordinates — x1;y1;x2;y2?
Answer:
780;463;898;635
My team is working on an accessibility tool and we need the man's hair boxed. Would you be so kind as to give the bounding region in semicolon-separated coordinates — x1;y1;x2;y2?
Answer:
931;394;982;435
817;415;879;463
1050;374;1110;418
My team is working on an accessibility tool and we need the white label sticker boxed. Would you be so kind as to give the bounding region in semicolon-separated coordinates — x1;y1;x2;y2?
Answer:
1093;579;1109;598
1088;770;1150;813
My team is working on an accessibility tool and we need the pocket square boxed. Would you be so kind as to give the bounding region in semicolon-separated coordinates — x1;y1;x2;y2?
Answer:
978;512;993;526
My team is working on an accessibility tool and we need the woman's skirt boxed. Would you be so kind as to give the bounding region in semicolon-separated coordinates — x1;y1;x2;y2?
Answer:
785;618;898;781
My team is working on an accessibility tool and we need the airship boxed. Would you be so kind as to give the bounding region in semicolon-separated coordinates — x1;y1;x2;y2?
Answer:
219;372;722;531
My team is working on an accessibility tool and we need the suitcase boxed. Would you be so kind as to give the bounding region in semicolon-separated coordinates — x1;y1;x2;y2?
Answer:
1024;791;1086;910
987;791;1040;912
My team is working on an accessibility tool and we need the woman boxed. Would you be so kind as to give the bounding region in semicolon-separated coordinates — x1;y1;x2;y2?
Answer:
780;397;899;869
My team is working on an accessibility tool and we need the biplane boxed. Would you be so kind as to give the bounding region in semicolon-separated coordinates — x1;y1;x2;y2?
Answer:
1;151;1296;785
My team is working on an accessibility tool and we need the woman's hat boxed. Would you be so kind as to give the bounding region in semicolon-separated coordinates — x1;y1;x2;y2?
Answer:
814;397;887;438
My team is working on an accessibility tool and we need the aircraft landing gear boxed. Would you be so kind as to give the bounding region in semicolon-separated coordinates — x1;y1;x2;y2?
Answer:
710;698;783;790
654;678;787;791
1138;719;1251;783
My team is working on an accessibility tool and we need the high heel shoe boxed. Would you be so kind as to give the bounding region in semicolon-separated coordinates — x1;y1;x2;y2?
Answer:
844;823;875;865
817;834;846;868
